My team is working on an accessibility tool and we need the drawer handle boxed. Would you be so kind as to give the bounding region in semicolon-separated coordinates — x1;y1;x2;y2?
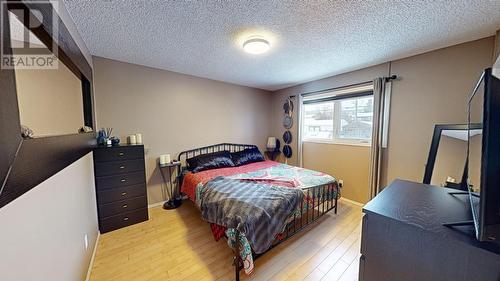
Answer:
118;152;125;156
119;166;125;169
123;217;129;221
120;179;126;183
122;204;128;209
121;192;127;196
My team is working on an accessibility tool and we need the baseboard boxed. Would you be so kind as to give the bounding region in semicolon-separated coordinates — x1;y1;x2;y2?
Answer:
148;200;166;209
339;197;365;207
85;231;100;281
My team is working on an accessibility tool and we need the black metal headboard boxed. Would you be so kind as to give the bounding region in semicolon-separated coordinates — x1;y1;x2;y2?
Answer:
176;143;258;185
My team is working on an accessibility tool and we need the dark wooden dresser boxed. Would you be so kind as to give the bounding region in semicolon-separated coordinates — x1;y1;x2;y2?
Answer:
93;144;148;233
360;179;500;281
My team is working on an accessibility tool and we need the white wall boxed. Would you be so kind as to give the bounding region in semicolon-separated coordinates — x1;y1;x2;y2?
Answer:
0;153;98;281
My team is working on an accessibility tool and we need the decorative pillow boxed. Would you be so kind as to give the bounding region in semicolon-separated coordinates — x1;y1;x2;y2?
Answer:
231;147;265;166
186;151;235;173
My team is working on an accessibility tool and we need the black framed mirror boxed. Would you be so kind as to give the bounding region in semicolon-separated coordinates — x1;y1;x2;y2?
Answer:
423;123;481;190
0;1;95;208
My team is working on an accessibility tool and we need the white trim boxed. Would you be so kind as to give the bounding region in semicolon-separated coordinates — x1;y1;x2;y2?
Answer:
301;86;375;147
84;232;100;281
302;84;374;101
339;197;365;207
302;139;371;147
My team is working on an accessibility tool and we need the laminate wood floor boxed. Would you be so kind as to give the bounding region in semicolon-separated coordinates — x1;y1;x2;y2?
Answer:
89;199;363;281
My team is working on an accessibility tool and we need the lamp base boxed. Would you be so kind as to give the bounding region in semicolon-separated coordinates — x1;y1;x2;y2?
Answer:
163;199;182;210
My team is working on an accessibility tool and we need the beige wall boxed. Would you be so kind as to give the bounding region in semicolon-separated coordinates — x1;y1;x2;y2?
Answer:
469;134;482;191
494;29;500;64
14;56;84;137
431;135;467;187
386;37;493;186
271;64;389;203
93;57;273;204
494;30;500;75
272;37;494;203
303;142;371;203
0;153;98;281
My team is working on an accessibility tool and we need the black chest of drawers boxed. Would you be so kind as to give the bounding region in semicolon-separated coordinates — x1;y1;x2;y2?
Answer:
93;144;148;233
360;180;500;281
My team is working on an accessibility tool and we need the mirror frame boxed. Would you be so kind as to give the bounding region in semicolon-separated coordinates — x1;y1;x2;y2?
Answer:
423;123;481;190
0;0;95;208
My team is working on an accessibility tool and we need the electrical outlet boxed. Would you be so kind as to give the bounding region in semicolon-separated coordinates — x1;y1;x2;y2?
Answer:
338;179;344;188
84;234;89;251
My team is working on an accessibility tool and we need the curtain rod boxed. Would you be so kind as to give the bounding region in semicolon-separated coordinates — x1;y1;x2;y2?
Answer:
287;74;398;99
385;75;398;82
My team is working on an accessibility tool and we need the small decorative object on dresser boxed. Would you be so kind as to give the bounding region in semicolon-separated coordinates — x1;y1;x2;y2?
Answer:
78;126;93;133
158;161;182;210
110;137;120;146
97;128;114;146
135;133;143;144
128;134;137;144
20;125;34;139
93;144;148;233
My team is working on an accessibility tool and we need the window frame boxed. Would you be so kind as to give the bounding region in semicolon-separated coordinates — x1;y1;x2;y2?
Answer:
301;87;374;147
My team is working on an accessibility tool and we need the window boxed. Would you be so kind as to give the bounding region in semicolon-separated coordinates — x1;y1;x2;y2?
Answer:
302;94;373;145
303;102;334;140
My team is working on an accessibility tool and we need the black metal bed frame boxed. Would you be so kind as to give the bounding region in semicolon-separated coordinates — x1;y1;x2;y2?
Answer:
177;143;338;281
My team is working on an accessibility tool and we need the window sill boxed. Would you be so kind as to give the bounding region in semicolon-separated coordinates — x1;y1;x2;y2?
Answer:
302;139;372;147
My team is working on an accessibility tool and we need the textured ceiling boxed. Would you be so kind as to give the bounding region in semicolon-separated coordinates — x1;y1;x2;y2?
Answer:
63;0;500;91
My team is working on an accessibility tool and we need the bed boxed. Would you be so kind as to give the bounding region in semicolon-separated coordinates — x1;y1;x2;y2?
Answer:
176;143;339;280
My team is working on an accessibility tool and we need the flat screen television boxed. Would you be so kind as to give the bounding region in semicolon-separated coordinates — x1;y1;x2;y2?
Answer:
467;68;500;242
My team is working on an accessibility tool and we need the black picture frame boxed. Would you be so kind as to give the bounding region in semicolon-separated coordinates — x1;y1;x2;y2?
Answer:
0;0;95;208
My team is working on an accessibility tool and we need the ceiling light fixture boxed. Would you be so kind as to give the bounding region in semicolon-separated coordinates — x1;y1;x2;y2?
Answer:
243;37;270;55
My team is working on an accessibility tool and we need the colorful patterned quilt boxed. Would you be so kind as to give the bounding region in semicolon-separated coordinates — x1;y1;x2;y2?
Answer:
200;177;303;255
228;162;336;189
180;160;338;275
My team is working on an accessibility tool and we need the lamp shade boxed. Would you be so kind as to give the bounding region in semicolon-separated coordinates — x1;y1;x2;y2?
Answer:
267;137;276;150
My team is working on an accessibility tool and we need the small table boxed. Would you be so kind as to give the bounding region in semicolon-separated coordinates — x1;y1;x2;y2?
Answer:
264;150;281;161
159;161;182;210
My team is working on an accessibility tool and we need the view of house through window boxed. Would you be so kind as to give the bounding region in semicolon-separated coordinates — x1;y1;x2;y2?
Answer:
302;94;374;144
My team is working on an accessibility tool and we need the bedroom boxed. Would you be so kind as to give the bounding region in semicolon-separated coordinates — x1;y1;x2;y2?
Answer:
0;1;500;281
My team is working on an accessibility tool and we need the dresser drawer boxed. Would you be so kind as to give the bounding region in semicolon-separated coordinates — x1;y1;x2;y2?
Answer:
96;171;145;190
99;208;148;233
94;146;144;162
98;196;147;218
97;184;147;204
94;159;145;177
